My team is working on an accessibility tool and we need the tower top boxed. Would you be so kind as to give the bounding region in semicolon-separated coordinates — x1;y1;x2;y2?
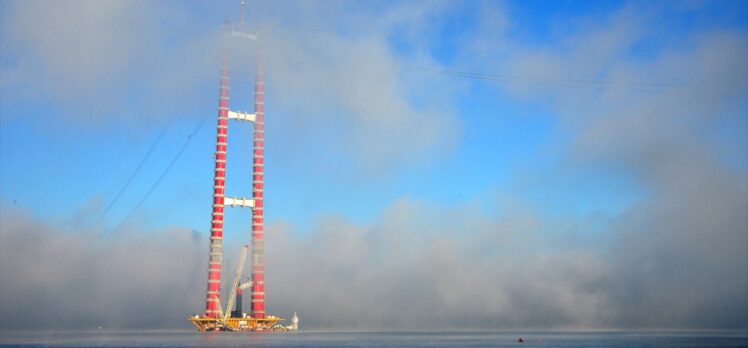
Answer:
240;0;247;27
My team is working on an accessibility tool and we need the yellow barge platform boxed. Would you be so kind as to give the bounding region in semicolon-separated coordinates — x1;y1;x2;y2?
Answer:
189;315;284;332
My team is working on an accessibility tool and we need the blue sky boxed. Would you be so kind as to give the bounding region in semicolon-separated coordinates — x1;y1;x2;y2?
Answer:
0;0;745;236
4;0;718;233
1;0;747;329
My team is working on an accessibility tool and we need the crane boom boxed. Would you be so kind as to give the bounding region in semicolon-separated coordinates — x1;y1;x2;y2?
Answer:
224;245;249;320
217;299;224;319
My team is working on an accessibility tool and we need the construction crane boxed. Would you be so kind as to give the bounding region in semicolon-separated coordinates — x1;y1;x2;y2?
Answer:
224;245;249;321
191;243;280;332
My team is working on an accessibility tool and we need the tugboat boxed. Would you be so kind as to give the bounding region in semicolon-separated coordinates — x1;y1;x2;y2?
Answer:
288;312;299;331
272;312;299;332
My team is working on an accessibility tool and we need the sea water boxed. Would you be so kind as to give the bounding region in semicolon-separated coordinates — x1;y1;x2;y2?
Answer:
1;330;747;347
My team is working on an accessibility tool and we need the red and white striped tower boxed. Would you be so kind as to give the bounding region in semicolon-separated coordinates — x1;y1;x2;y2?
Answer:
201;11;268;322
250;58;266;318
204;23;231;318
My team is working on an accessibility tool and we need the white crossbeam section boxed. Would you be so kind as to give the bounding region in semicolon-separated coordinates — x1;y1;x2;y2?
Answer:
224;196;255;208
228;110;256;122
231;30;259;40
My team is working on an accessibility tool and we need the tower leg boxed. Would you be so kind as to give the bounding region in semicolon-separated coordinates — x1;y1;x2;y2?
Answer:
251;61;266;318
204;24;231;318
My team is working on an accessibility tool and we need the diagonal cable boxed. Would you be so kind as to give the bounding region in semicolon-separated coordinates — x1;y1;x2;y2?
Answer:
408;66;748;97
93;115;175;228
111;111;211;233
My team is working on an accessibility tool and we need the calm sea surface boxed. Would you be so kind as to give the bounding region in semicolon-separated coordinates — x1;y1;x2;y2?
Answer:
1;331;747;347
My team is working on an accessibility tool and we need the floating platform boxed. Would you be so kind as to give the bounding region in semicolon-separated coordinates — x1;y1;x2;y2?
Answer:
189;315;284;332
